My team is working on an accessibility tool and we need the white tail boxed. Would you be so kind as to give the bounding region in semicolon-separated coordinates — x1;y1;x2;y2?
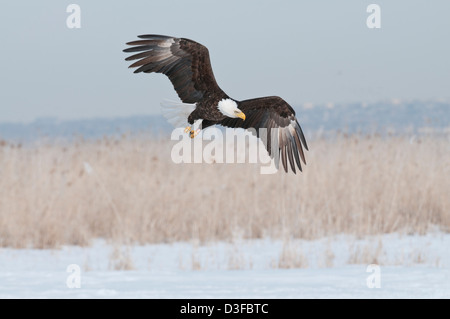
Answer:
160;99;196;128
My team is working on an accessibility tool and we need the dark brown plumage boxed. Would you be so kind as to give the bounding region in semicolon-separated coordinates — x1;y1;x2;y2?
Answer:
124;35;226;104
124;34;308;173
218;97;308;173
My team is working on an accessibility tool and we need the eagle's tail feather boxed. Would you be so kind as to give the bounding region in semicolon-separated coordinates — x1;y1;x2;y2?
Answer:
160;99;196;128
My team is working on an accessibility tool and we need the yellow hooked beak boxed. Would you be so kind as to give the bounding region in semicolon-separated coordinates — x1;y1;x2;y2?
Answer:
235;111;246;121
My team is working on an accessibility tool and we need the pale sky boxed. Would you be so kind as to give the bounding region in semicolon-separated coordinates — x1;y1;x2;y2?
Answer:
1;0;449;123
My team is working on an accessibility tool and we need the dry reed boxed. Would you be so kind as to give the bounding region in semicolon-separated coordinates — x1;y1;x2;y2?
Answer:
0;132;449;249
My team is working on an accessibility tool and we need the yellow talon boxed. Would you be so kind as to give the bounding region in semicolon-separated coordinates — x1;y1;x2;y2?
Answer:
190;129;200;139
184;126;191;133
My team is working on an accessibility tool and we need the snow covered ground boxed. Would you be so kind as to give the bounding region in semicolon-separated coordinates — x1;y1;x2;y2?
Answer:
1;232;449;298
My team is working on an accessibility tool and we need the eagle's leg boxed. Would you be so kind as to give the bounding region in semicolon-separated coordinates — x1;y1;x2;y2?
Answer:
188;119;203;139
184;125;198;138
189;129;200;138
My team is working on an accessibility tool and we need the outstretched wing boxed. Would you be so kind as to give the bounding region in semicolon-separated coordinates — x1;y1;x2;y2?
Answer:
123;34;224;104
220;96;308;173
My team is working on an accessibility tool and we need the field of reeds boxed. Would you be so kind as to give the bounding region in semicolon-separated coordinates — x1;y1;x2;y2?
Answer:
0;132;449;249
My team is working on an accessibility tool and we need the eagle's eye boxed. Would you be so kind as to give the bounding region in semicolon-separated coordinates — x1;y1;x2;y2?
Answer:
234;110;246;121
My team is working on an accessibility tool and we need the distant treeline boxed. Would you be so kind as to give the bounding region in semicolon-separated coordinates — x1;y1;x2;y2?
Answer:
1;100;449;142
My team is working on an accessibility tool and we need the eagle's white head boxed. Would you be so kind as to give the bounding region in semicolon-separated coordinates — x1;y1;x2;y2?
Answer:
217;99;246;120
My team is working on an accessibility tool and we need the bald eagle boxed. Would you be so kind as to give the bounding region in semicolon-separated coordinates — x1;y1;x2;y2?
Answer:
123;34;308;173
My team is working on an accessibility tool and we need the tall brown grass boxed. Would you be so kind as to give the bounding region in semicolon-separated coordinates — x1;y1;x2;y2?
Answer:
0;133;449;249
